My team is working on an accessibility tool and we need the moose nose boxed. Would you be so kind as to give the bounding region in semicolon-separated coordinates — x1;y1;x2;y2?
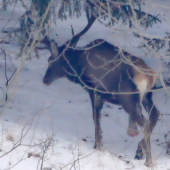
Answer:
43;78;50;86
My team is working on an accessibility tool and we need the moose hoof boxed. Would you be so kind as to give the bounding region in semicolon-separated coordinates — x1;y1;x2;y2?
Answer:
94;142;102;150
135;154;143;160
134;150;144;160
135;145;144;160
127;119;139;137
127;128;139;137
144;160;154;167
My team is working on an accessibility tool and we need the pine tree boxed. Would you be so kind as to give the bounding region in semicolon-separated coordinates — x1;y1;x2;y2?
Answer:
56;0;161;28
89;0;161;28
2;0;170;74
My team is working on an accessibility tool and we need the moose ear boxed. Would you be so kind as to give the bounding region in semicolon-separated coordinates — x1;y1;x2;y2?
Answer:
50;40;58;58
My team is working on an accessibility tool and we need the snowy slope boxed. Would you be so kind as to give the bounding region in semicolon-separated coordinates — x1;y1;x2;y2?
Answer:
0;0;170;170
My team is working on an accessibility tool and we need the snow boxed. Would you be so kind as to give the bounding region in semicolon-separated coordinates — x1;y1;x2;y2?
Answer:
0;0;170;170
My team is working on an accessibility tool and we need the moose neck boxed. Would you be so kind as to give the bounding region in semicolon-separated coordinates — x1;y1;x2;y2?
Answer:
59;47;82;84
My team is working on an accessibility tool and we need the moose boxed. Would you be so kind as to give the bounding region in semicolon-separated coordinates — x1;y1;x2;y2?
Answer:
42;15;160;167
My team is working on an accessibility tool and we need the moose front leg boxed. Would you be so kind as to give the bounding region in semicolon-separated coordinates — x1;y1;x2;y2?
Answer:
89;91;104;149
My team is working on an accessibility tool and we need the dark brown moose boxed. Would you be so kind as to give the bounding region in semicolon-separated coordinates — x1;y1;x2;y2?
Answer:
43;15;160;167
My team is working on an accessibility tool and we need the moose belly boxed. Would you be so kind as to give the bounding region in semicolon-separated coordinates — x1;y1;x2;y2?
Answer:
103;95;120;105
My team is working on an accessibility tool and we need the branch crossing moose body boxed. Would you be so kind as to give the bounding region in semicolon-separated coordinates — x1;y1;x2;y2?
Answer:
42;16;160;167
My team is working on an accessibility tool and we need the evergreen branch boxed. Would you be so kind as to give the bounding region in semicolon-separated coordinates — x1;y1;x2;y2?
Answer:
85;0;161;28
133;32;169;51
133;8;161;28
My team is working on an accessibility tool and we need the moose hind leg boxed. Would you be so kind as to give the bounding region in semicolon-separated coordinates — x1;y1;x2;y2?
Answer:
127;115;139;137
128;104;151;165
136;92;160;167
119;93;148;162
89;91;104;149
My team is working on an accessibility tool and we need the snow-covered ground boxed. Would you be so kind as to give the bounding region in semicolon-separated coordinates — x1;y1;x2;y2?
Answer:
0;0;170;170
